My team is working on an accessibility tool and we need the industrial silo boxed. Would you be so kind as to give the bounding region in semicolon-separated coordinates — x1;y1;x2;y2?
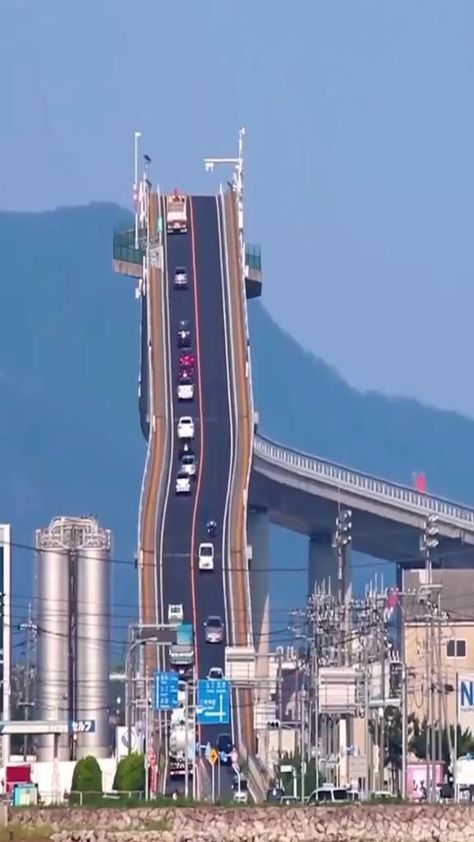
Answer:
35;516;112;762
75;534;110;759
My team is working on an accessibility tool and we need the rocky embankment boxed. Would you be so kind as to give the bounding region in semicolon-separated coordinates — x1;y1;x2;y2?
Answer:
12;804;474;842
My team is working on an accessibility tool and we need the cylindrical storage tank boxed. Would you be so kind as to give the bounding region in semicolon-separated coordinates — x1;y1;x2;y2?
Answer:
35;531;71;762
75;533;111;759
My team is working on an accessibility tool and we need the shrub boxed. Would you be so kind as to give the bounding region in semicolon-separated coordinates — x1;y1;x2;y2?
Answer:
113;752;145;793
71;755;103;794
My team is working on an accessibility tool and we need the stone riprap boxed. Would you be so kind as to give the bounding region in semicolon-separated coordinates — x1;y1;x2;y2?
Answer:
11;804;474;842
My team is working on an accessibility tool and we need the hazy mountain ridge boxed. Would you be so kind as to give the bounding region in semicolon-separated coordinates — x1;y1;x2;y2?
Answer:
1;203;473;633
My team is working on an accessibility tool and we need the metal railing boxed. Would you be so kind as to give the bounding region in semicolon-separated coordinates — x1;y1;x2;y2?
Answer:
245;243;262;273
113;227;146;265
254;434;474;529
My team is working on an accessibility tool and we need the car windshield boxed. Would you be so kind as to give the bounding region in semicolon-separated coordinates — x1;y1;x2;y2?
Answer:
176;267;186;274
182;455;194;464
201;546;212;556
208;618;222;628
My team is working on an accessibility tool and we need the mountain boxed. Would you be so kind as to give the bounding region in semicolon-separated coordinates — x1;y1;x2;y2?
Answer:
1;203;474;648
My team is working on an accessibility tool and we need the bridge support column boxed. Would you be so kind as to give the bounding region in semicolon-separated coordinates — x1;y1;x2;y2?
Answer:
308;532;336;595
247;507;270;689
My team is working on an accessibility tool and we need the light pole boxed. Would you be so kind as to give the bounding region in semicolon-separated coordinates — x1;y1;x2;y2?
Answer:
204;127;246;267
134;130;142;249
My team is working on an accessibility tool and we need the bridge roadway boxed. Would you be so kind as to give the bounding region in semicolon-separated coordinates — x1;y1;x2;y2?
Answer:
252;435;474;565
159;195;235;797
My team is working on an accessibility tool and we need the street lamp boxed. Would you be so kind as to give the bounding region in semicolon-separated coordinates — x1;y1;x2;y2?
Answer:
204;127;246;272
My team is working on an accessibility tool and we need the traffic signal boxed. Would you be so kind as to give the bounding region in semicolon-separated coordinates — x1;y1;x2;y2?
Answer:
334;509;352;549
266;719;280;730
422;514;439;552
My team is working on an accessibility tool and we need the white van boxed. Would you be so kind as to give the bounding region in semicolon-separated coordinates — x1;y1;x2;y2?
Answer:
198;543;214;571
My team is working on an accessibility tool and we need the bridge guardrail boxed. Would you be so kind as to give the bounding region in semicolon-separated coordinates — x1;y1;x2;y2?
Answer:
254;435;474;528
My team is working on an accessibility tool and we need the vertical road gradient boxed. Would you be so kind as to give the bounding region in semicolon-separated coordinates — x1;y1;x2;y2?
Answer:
159;196;235;795
139;193;255;795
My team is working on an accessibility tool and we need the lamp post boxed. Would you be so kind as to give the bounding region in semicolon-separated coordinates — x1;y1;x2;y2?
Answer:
204;127;246;270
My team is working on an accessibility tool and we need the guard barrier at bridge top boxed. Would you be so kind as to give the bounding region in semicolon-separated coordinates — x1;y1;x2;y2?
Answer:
254;435;474;530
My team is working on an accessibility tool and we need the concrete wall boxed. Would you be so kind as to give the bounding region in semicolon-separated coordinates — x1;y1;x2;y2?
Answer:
247;508;270;687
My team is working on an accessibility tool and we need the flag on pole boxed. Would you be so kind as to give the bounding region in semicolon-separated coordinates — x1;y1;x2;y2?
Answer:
384;587;399;622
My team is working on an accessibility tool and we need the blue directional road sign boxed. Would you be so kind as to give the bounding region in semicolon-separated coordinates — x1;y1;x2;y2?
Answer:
197;679;230;725
154;671;179;711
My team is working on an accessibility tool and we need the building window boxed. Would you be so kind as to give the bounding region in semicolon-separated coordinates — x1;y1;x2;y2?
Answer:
446;639;466;658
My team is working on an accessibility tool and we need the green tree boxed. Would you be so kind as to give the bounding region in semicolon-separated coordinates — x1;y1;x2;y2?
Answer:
409;717;474;764
71;755;102;794
279;751;325;797
113;752;145;793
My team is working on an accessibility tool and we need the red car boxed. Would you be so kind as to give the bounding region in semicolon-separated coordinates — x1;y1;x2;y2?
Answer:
179;352;195;369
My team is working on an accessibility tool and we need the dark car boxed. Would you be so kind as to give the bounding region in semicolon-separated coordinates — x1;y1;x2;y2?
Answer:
178;368;193;384
173;267;188;288
178;321;191;348
217;733;233;765
179;441;193;459
266;787;285;803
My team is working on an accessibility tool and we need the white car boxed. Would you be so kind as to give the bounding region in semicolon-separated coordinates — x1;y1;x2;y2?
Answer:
177;416;194;439
208;667;224;681
198;542;214;571
177;383;194;401
175;473;191;494
233;783;249;804
181;453;197;478
173;266;188;288
168;604;184;626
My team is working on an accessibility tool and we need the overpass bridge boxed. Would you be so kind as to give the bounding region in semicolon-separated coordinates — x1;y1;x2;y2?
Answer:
113;131;474;799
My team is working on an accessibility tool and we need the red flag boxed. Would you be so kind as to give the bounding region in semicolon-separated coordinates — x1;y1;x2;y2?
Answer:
415;472;426;493
384;588;399;622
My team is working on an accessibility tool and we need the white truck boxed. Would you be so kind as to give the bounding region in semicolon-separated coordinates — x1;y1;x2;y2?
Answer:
169;718;195;778
166;193;187;234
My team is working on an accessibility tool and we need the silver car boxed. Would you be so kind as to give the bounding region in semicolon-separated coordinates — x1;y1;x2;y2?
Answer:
204;616;224;644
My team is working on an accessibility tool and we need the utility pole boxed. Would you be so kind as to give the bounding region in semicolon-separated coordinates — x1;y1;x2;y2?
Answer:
379;626;386;791
277;648;283;777
18;603;36;761
400;588;408;800
421;514;439;802
333;509;352;665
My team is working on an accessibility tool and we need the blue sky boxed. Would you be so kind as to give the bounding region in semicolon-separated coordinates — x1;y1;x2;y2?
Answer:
2;0;474;416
